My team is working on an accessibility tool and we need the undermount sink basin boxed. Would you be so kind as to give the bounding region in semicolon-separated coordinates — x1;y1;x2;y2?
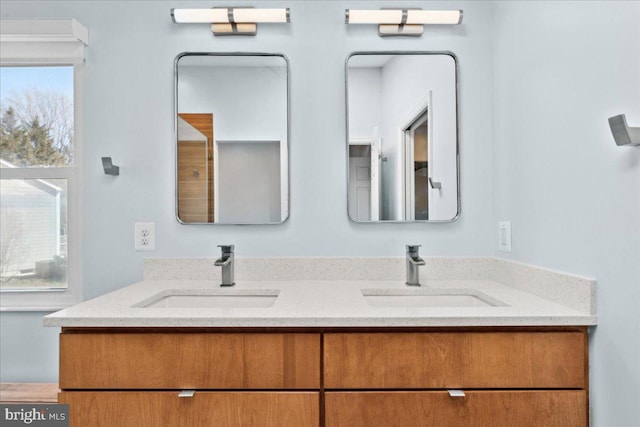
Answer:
361;289;506;308
133;289;279;309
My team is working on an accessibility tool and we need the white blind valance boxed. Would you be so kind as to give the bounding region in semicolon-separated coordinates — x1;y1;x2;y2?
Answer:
0;19;89;64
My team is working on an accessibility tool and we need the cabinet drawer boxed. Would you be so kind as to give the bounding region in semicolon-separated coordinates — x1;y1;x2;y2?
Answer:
60;333;320;389
325;391;586;427
60;391;319;427
324;332;585;389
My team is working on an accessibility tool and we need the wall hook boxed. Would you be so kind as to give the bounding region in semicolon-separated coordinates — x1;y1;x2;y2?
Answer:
608;114;640;147
101;157;120;175
428;177;442;190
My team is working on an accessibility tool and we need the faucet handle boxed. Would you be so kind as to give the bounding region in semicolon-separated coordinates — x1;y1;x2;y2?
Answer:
406;244;421;253
218;244;235;253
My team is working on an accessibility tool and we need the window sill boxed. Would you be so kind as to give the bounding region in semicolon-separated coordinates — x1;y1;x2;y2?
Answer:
0;289;81;312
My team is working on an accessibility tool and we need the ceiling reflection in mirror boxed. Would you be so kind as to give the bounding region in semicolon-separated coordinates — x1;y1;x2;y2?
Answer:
175;53;289;224
347;52;459;222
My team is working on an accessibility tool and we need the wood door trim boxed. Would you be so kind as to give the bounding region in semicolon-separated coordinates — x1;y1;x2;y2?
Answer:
178;113;214;222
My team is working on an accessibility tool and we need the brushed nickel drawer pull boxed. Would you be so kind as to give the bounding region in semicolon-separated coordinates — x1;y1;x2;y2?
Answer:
447;389;465;397
178;390;195;398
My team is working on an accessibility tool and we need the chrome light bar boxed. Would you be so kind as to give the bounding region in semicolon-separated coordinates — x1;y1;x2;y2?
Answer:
171;7;290;36
346;9;463;37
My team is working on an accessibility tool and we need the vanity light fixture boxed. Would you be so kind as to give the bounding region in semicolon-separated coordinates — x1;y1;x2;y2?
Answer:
170;7;290;36
345;9;463;37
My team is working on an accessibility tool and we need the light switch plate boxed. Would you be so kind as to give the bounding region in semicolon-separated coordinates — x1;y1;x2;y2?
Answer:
498;221;511;252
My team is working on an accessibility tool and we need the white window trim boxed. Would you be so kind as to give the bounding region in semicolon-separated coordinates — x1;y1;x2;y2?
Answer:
0;20;87;311
0;19;88;64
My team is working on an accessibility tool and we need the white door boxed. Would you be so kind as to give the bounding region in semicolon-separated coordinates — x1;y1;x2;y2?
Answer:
349;138;381;222
370;138;381;221
348;155;371;221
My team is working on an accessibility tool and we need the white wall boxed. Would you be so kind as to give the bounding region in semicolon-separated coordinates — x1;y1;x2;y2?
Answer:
347;66;382;221
177;117;206;142
347;67;383;138
381;55;458;220
178;65;287;142
0;0;493;390
492;2;640;426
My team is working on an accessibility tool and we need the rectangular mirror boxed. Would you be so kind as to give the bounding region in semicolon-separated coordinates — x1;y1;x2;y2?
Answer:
175;53;289;224
346;52;459;222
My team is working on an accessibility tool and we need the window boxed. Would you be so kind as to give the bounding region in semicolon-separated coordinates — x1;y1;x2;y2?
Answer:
0;20;87;310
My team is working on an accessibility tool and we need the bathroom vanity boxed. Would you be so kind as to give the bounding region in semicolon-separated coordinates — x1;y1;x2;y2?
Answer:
56;327;587;427
45;264;596;427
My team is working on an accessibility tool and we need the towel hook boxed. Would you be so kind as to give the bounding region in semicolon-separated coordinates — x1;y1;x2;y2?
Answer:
428;177;442;190
101;157;120;175
608;114;640;147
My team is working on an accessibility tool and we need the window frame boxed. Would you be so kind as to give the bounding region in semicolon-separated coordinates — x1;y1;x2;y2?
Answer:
0;20;86;311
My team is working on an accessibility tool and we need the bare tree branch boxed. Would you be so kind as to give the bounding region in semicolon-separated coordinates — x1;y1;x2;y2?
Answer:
3;88;74;162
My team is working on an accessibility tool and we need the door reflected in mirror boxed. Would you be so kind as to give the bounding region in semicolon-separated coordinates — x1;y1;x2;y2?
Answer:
175;53;289;224
347;52;459;222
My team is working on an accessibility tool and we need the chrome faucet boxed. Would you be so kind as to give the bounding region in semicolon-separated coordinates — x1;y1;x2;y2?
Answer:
406;245;425;286
214;245;235;287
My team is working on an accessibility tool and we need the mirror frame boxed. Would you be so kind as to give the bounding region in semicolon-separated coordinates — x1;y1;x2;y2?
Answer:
174;52;291;225
345;51;461;223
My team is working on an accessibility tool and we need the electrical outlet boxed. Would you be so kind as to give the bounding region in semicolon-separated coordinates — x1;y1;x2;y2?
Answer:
135;222;155;251
498;221;511;252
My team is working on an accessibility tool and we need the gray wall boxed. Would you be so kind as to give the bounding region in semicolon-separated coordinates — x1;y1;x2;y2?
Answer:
492;2;640;426
2;1;638;425
217;142;281;223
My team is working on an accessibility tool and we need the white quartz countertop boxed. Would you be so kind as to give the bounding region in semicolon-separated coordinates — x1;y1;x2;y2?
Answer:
44;279;597;327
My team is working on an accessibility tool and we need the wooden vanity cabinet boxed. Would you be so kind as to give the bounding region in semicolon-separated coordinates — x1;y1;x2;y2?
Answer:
325;390;587;427
323;331;586;389
59;332;320;389
58;331;321;427
323;329;589;427
59;391;319;427
58;327;588;427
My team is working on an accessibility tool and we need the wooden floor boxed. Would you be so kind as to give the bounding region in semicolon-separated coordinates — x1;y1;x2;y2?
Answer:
0;383;59;403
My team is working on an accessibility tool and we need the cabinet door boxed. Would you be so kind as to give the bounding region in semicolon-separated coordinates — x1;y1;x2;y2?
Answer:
59;391;319;427
325;391;586;427
324;332;585;389
60;333;320;389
